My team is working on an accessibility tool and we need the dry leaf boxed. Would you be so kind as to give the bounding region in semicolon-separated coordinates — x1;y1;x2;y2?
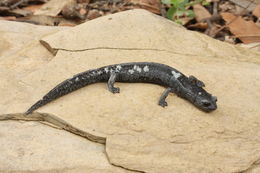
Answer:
34;0;72;16
253;4;260;17
128;0;161;14
229;0;257;11
0;6;9;12
193;4;211;22
221;12;260;43
22;4;44;13
187;22;208;29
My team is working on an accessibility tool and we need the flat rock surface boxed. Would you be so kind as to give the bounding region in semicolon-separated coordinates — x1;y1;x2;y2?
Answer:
0;20;132;173
0;20;66;114
40;9;259;63
0;121;131;173
0;9;260;173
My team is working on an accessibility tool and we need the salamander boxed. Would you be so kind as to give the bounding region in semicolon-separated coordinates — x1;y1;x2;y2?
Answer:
25;62;217;114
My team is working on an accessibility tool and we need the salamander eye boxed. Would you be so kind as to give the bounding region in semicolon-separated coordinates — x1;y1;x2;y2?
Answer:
202;100;211;107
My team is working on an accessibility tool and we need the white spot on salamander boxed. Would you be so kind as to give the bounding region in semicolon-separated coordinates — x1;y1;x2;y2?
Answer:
91;71;96;76
104;67;109;73
133;65;142;73
198;92;202;95
136;67;142;72
110;69;114;73
75;77;79;82
97;71;102;75
171;71;182;79
116;65;122;72
128;69;134;74
143;65;149;72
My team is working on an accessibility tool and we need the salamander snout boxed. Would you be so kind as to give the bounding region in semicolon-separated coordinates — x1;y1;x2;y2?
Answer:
198;96;217;112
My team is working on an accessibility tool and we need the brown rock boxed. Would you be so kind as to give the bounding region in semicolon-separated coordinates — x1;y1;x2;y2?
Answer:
86;9;102;20
61;0;85;20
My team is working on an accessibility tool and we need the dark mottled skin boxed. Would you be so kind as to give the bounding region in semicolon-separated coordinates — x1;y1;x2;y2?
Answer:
25;62;217;114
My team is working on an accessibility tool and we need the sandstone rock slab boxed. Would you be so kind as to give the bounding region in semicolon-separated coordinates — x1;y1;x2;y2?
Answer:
1;9;260;173
0;20;132;173
19;48;260;173
40;9;260;63
0;20;67;114
0;120;132;173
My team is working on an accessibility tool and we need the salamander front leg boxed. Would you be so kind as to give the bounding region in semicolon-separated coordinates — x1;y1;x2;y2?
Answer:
158;87;173;107
107;72;120;93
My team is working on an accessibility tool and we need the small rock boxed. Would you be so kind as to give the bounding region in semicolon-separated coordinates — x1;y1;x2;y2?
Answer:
61;0;85;20
86;9;103;20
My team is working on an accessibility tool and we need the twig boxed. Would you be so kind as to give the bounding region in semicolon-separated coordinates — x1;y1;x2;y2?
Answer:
204;0;220;35
10;0;28;10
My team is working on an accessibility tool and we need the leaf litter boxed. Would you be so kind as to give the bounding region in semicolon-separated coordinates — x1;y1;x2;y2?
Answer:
0;0;259;49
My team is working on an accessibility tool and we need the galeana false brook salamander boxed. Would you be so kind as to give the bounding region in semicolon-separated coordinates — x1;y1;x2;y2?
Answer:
25;62;217;114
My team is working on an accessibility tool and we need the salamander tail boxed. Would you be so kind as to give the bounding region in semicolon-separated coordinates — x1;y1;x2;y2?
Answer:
25;99;46;115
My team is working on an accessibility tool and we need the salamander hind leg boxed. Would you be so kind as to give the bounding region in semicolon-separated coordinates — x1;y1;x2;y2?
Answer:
158;87;173;107
107;72;120;93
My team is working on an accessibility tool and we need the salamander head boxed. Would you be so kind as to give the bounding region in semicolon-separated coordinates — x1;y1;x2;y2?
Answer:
193;90;217;112
184;76;217;112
